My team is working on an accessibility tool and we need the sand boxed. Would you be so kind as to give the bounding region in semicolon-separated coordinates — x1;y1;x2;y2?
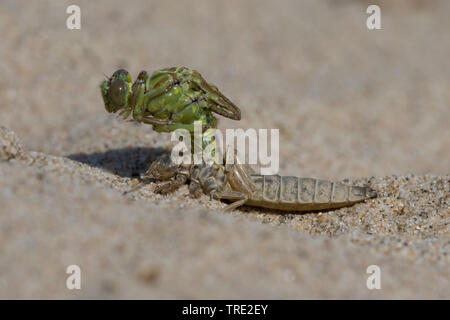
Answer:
0;0;449;299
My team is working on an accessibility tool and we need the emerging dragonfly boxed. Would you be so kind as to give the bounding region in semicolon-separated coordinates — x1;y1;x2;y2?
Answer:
101;66;241;133
101;67;376;211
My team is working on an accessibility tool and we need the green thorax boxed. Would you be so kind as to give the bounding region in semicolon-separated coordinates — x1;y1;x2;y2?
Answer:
102;66;240;134
129;67;237;132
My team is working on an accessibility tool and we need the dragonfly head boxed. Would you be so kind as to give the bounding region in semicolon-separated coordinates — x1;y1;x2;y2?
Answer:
101;69;133;113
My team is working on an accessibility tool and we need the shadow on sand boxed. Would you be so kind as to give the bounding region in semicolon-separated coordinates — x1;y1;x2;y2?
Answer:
67;146;168;178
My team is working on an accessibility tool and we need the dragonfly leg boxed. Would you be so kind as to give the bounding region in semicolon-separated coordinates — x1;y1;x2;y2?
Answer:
211;190;248;211
137;115;172;126
188;180;203;198
154;173;187;194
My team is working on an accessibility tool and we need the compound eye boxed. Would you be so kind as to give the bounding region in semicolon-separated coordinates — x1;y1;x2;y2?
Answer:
137;70;148;80
112;69;130;80
108;79;127;110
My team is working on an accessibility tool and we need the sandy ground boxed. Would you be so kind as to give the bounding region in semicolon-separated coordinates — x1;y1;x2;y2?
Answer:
0;0;449;299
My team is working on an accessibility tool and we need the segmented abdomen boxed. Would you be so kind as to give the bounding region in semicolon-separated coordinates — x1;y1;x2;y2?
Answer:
246;175;376;211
